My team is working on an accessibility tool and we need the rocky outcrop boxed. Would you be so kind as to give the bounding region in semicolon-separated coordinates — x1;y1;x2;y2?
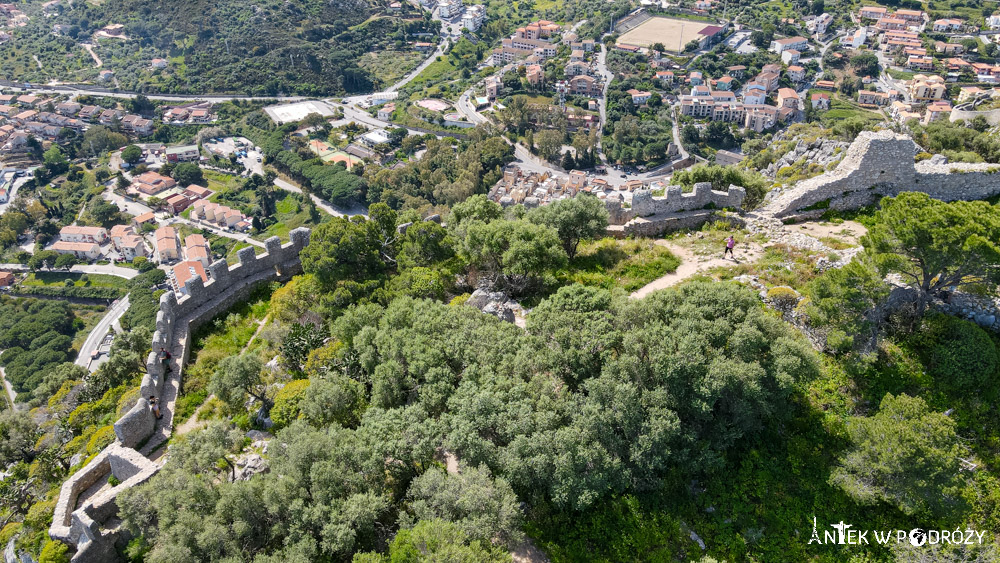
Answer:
763;137;849;181
466;289;526;324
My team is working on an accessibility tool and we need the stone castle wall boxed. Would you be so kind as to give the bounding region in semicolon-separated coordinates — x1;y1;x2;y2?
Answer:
762;130;1000;219
950;106;1000;126
605;182;746;237
51;228;311;563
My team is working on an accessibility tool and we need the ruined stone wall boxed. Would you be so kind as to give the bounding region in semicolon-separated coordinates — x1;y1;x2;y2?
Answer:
53;228;311;563
950;106;1000;127
629;183;746;219
604;183;745;236
608;210;740;238
761;130;1000;219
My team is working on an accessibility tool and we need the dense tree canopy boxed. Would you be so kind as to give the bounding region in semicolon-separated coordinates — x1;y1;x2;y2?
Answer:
527;194;609;259
119;282;819;560
831;393;966;518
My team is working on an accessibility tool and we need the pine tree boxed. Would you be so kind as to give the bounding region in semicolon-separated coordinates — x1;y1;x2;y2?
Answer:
561;151;576;170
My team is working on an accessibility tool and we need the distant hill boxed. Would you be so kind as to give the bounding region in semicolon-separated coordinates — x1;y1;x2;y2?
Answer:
2;0;437;95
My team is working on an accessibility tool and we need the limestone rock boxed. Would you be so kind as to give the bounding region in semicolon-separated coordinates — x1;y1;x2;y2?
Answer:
466;289;523;324
246;430;273;441
234;453;268;481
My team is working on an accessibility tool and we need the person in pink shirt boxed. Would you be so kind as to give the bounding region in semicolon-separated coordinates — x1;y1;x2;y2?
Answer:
724;235;736;259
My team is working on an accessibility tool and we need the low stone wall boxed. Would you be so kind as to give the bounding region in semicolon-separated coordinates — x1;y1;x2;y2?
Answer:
608;210;738;238
52;228;312;563
761;130;1000;219
605;182;745;236
51;452;111;544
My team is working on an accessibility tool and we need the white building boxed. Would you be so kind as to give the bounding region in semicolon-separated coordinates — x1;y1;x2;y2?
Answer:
462;4;486;31
438;0;462;18
360;129;391;147
842;27;867;48
808;13;833;35
770;36;809;54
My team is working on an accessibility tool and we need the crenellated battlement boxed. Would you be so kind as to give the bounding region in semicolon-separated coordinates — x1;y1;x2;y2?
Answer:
52;227;312;562
604;182;746;237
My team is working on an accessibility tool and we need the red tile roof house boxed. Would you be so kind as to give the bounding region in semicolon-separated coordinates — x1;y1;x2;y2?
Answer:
164;193;192;214
183;184;213;199
78;105;102;120
811;92;830;109
131;171;177;196
171;260;208;294
184;234;210;267
118;235;146;260
154;226;180;262
109;224;136;248
59;225;108;244
132;212;156;228
99;109;123;124
51;241;101;260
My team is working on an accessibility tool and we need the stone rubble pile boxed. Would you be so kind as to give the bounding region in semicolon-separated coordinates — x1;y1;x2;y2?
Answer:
937;291;1000;331
742;212;861;267
233;431;272;481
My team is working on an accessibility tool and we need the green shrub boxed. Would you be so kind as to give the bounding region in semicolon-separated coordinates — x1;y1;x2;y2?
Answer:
826;329;853;355
0;523;22;546
39;540;70;563
922;314;998;390
23;499;56;531
271;379;311;429
232;413;252;431
86;425;117;454
766;287;800;311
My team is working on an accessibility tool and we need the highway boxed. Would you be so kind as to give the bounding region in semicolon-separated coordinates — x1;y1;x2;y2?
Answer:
75;295;130;371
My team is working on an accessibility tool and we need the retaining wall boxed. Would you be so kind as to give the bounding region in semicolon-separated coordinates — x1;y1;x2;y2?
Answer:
51;227;311;563
762;130;1000;219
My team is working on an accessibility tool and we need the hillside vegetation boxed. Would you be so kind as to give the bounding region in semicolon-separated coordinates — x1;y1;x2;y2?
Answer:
3;0;437;95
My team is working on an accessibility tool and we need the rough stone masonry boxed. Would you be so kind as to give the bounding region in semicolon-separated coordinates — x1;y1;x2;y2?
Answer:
50;228;311;563
761;130;1000;220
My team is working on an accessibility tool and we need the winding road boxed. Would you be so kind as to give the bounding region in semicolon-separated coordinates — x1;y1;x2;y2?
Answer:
82;44;103;69
75;296;130;371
